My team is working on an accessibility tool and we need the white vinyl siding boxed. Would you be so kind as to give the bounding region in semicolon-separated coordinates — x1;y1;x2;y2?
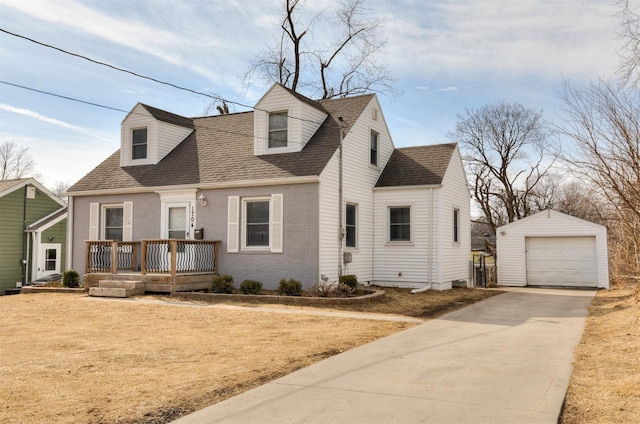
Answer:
496;209;609;289
254;85;327;155
318;96;393;283
373;187;437;287
120;104;193;167
439;147;471;285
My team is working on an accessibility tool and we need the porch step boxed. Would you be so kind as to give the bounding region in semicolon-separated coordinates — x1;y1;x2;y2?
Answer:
89;280;145;298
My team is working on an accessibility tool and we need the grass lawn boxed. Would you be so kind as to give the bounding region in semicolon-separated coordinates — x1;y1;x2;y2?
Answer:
560;284;640;423
0;287;498;423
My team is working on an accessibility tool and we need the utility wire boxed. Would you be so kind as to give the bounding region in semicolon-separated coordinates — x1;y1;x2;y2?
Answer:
0;80;323;143
1;81;129;113
0;27;327;125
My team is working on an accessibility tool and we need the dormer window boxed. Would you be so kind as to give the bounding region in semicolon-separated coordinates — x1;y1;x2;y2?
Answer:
132;128;148;160
268;112;288;148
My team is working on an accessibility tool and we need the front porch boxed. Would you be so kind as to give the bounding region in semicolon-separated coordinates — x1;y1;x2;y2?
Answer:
84;239;221;293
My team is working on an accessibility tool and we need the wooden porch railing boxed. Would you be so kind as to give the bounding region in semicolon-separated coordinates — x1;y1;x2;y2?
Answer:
85;240;220;275
85;241;138;273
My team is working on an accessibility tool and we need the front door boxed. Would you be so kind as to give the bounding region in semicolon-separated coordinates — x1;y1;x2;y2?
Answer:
38;243;61;279
166;203;191;240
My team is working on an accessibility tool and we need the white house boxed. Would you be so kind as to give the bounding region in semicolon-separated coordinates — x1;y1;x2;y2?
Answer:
66;84;471;293
496;209;609;289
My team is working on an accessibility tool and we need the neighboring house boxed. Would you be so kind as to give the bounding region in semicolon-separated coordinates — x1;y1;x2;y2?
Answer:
66;84;470;292
0;178;67;294
496;209;609;289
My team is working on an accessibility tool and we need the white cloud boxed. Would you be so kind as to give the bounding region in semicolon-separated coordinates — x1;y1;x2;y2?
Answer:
381;0;621;80
0;103;84;131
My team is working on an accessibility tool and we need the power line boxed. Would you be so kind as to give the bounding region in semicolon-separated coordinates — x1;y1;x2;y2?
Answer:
0;80;320;143
0;27;327;125
0;81;129;113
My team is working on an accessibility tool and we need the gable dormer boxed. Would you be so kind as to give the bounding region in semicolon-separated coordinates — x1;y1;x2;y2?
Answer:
253;84;328;156
120;103;194;167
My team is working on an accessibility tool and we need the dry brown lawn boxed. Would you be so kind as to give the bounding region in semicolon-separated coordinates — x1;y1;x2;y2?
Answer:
0;287;498;423
561;284;640;423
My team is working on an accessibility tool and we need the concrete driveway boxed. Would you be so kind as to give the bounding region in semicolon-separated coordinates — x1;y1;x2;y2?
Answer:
173;287;595;424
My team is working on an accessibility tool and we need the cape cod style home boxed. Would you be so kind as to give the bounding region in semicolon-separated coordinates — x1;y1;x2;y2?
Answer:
66;84;470;293
0;178;67;294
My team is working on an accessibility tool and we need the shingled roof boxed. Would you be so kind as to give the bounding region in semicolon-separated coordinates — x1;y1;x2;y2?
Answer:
68;93;374;193
375;143;457;187
139;104;194;129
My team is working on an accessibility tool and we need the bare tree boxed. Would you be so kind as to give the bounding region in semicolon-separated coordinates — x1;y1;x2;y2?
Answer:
49;180;70;202
559;79;640;219
0;141;38;180
450;102;556;234
558;78;640;276
617;0;640;86
245;0;394;99
554;179;609;225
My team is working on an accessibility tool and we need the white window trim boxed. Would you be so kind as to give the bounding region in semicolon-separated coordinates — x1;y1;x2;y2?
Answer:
162;202;192;239
242;196;272;251
369;129;379;168
267;110;289;152
157;190;197;240
453;207;461;245
345;202;358;250
387;205;413;245
131;126;149;161
100;204;124;241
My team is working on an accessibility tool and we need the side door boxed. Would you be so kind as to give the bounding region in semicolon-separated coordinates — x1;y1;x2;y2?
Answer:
37;243;61;279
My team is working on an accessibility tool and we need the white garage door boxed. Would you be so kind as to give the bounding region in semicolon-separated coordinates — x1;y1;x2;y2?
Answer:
526;236;598;287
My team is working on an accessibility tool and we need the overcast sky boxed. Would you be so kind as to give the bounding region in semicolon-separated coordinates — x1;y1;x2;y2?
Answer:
0;0;624;189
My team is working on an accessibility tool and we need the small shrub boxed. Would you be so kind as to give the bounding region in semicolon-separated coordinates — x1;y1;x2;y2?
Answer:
277;278;302;296
240;279;262;295
309;281;336;297
339;274;358;289
62;270;80;288
211;274;234;294
333;282;356;298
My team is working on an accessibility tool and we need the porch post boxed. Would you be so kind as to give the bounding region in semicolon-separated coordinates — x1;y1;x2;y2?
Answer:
214;241;219;275
85;241;90;274
141;241;147;274
111;241;118;274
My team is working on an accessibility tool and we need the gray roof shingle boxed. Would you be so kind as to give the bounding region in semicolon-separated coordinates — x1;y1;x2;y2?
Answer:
140;104;194;129
68;94;374;192
375;143;457;187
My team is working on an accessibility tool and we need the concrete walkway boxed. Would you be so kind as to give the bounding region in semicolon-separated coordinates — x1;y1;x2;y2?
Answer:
173;287;595;424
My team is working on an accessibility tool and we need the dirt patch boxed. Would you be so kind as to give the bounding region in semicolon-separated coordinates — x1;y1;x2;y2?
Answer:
0;288;497;423
560;286;640;423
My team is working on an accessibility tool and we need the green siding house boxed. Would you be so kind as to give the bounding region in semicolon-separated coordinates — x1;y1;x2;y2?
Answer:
0;178;67;294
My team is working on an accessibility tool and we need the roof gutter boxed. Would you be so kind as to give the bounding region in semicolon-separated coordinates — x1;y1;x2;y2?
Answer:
373;184;442;192
65;175;321;197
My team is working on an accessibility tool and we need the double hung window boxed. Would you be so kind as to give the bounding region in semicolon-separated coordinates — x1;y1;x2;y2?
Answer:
268;112;288;148
132;128;148;160
389;206;410;242
103;206;124;241
346;204;357;248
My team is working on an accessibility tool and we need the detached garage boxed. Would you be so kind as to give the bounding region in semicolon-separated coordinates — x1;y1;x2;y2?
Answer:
496;210;609;289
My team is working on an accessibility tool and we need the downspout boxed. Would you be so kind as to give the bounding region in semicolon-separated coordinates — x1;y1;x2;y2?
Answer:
412;187;434;294
338;116;344;278
21;185;28;286
67;196;73;272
